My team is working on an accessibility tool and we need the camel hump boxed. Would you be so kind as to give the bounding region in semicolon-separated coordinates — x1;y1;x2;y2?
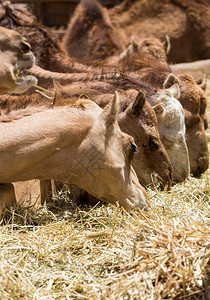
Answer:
81;0;104;20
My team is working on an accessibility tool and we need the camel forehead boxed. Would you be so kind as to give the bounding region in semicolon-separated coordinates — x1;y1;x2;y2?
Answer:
139;38;163;48
0;27;31;62
157;90;182;108
108;121;135;144
156;91;185;124
0;27;23;44
179;74;204;100
138;107;159;136
165;102;185;122
179;77;206;114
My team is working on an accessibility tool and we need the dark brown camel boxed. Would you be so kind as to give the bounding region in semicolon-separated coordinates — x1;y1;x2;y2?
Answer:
109;0;210;63
62;0;125;66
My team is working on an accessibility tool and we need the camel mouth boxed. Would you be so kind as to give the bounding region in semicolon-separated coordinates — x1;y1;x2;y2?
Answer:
14;68;54;98
15;54;36;75
12;70;38;94
15;65;32;78
14;70;37;84
15;69;24;78
14;56;37;84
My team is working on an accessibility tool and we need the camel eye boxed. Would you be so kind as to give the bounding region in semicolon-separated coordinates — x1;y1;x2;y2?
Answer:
129;142;137;160
149;136;159;151
20;41;31;53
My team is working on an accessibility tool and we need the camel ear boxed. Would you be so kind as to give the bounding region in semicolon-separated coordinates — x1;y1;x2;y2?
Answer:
167;83;181;99
100;91;119;128
130;36;139;53
153;104;164;115
163;73;180;89
163;35;171;55
196;74;207;91
131;90;146;116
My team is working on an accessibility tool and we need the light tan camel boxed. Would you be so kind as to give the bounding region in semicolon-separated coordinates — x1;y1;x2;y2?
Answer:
0;94;148;218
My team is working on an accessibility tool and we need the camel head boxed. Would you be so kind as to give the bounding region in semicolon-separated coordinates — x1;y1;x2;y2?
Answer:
0;26;37;94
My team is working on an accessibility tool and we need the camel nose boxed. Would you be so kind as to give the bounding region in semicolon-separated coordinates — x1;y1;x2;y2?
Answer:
193;154;209;178
151;173;171;190
198;154;209;173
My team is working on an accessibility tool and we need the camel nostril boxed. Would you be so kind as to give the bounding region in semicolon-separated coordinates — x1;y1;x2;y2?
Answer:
151;173;166;190
169;167;174;182
192;156;209;178
198;155;209;173
151;173;161;184
192;170;202;178
203;118;208;130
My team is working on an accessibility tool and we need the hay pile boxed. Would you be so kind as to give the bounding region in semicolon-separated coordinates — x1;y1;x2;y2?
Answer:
0;83;209;300
0;173;209;299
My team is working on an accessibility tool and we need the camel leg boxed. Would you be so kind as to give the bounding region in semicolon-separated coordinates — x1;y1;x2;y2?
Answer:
0;183;16;220
40;179;53;205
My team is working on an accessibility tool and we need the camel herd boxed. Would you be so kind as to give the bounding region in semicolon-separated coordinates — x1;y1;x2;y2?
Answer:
0;0;209;218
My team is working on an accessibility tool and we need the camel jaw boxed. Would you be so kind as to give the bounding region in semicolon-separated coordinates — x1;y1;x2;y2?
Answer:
13;72;38;94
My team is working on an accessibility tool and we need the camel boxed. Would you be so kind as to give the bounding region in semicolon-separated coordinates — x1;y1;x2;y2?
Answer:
118;36;170;69
115;89;174;186
109;0;210;63
0;26;37;94
0;93;148;219
146;74;190;182
62;0;125;66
